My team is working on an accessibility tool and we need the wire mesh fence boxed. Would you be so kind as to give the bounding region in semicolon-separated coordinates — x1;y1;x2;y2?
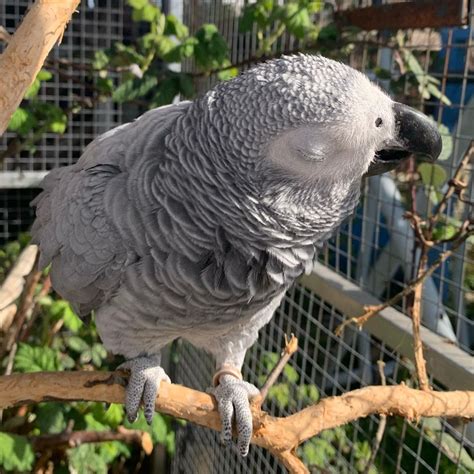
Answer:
0;0;472;472
172;284;473;473
172;0;474;472
0;0;124;173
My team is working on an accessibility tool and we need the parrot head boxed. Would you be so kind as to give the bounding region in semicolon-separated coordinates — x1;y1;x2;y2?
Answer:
204;54;441;184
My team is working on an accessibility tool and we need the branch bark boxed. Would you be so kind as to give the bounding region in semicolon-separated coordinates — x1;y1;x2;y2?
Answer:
0;371;472;474
0;0;80;135
32;426;153;455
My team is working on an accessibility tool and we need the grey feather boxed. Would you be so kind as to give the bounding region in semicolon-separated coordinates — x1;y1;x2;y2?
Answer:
32;55;397;362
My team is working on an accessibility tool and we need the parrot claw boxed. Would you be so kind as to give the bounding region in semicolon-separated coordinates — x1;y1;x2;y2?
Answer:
118;355;170;424
210;374;260;456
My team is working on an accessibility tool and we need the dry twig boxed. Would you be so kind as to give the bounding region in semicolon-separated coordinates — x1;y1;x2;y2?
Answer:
334;238;468;337
31;426;153;455
257;334;298;406
364;361;387;473
336;141;474;340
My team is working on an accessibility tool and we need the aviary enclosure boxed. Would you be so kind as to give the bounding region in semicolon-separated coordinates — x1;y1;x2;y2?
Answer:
0;1;472;473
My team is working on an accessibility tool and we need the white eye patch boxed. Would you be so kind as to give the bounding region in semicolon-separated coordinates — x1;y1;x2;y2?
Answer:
293;146;326;162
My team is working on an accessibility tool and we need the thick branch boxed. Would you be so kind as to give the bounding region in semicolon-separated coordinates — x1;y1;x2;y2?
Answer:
0;372;472;465
0;0;80;135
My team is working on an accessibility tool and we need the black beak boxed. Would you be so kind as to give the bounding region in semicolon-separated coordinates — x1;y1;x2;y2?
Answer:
366;102;442;177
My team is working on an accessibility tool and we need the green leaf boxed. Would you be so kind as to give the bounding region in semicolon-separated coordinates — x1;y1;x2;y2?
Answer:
8;107;36;134
418;163;447;188
307;1;323;13
432;223;457;241
165;431;176;455
68;444;108;474
37;70;53;82
93;50;110;69
124;411;170;445
283;4;311;39
300;437;336;468
437;122;453;161
98;441;131;465
150;413;168;443
132;3;158;22
14;343;62;372
402;48;424;77
164;15;189;39
0;433;35;472
103;404;125;429
8;108;28;131
297;384;320;403
24;70;52;99
112;75;158;103
354;440;371;461
180;37;198;58
155;35;177;58
127;0;148;9
262;352;279;371
96;77;114;95
36;403;67;434
112;43;145;66
178;74;194;98
25;79;41;99
151;78;179;107
63;305;83;332
194;25;229;70
66;335;90;353
90;403;124;429
217;67;239;81
267;383;290;409
91;343;107;367
317;23;339;42
426;82;452;105
283;364;299;383
239;5;258;33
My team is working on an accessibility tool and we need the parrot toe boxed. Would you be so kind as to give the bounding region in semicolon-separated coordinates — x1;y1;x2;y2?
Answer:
118;355;170;424
210;374;260;456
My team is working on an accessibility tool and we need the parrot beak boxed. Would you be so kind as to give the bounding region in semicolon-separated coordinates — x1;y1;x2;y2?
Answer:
366;102;442;177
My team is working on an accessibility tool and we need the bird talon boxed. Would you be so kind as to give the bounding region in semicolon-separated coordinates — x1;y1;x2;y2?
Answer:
210;374;257;457
118;355;168;424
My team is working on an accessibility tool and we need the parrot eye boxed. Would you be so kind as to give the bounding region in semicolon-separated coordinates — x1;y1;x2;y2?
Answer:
375;117;383;127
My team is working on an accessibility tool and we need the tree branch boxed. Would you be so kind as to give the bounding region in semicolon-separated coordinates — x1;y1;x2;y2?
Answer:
32;426;153;455
0;0;80;135
0;372;472;474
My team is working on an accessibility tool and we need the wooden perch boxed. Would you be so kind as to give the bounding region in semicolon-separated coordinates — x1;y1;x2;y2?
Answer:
0;0;80;135
0;372;472;474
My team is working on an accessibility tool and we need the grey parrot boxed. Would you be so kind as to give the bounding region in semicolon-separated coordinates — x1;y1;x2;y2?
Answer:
31;54;441;455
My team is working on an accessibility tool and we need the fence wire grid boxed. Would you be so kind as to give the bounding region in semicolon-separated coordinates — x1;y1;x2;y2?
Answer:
173;0;474;472
172;284;473;474
0;0;473;473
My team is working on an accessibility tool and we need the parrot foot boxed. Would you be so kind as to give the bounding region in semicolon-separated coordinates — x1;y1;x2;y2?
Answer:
118;355;170;424
209;374;260;456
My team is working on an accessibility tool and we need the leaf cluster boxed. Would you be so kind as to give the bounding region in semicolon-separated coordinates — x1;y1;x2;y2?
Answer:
0;238;175;472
